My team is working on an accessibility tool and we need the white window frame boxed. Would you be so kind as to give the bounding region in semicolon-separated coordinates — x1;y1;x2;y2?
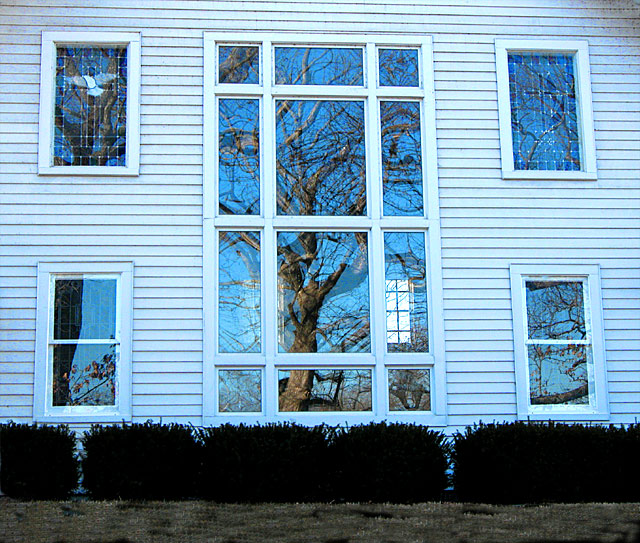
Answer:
38;31;141;176
203;32;447;427
34;261;133;422
509;263;609;421
495;39;597;181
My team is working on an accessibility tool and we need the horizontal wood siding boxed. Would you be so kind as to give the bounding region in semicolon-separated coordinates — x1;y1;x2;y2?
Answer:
1;0;638;429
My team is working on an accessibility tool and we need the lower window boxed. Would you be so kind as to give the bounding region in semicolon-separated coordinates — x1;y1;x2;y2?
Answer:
509;264;609;420
34;262;133;421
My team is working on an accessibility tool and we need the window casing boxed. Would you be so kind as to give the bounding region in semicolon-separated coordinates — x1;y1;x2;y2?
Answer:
38;32;141;176
495;40;597;181
34;262;133;422
203;33;446;425
510;264;609;421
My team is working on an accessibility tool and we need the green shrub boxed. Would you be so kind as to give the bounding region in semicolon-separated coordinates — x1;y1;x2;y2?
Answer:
81;421;200;500
198;423;330;502
452;421;640;504
329;422;449;503
0;422;78;499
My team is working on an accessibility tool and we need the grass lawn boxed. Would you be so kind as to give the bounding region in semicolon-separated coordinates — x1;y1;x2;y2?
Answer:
1;500;639;543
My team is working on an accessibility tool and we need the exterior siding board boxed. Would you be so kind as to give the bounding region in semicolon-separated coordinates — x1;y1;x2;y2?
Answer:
1;1;638;427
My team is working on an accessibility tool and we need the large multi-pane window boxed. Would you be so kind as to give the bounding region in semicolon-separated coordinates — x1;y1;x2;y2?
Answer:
509;264;609;420
495;40;597;180
204;34;445;423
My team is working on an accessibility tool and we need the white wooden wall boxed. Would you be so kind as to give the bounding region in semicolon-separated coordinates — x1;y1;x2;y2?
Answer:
1;0;639;430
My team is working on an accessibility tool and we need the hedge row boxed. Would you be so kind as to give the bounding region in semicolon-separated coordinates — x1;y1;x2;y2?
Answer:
1;421;639;503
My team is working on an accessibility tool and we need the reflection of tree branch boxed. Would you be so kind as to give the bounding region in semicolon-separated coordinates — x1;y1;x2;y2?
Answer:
531;383;588;405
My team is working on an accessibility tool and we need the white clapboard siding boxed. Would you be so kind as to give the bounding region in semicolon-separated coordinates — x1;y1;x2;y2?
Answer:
1;0;638;428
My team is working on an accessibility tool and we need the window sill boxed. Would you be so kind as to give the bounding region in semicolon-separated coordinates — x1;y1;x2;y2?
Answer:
518;412;610;422
34;413;132;424
502;170;598;182
38;165;139;177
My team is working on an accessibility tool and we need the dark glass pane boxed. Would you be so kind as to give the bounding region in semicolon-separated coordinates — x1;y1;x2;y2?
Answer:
528;344;590;405
278;369;372;411
388;369;431;411
218;46;259;84
219;232;261;353
384;232;428;352
55;46;127;166
525;280;586;340
218;369;262;412
219;99;260;215
274;47;363;86
53;279;116;340
276;100;366;216
379;49;419;87
277;231;370;353
381;101;424;215
52;343;117;406
508;53;581;171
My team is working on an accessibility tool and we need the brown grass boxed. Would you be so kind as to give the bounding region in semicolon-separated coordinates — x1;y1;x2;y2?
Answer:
0;499;638;543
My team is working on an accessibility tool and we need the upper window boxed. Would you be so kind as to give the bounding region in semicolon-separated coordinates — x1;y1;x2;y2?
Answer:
203;34;446;425
495;40;597;180
34;262;133;422
510;264;609;420
38;32;141;176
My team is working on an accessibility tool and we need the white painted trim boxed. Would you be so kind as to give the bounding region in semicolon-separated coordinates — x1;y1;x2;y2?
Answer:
203;32;446;426
34;261;133;422
509;263;609;421
495;39;597;181
38;31;141;176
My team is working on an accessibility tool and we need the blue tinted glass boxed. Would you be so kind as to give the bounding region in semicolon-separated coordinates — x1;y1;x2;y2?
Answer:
508;53;581;171
274;47;363;85
381;101;423;216
54;47;127;166
219;98;260;215
525;280;586;340
218;369;262;412
218;46;259;84
379;49;419;87
276;100;366;216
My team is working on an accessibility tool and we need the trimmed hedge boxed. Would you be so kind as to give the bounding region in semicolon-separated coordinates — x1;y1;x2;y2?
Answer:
0;422;79;500
452;421;640;504
329;422;449;503
81;421;200;500
198;423;330;502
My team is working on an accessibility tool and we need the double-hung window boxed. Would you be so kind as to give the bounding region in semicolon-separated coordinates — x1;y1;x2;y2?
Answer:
495;40;597;180
38;32;141;176
34;262;133;421
510;264;609;420
203;34;446;425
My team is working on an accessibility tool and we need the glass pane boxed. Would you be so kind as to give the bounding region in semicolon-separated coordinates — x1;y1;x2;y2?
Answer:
278;369;372;411
528;344;592;406
388;369;431;411
384;233;428;352
276;100;366;216
55;46;127;166
219;232;261;353
525;280;586;340
52;343;117;406
53;278;117;340
219;98;260;215
508;53;581;171
278;231;370;353
379;49;419;87
218;369;262;412
381;101;424;216
274;47;363;86
218;46;259;84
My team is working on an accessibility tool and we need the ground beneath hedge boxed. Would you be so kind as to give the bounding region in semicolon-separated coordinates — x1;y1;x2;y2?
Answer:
0;499;638;543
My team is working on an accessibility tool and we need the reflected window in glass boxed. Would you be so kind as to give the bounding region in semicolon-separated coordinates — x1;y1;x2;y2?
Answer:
55;46;127;166
278;369;372;412
274;47;363;86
